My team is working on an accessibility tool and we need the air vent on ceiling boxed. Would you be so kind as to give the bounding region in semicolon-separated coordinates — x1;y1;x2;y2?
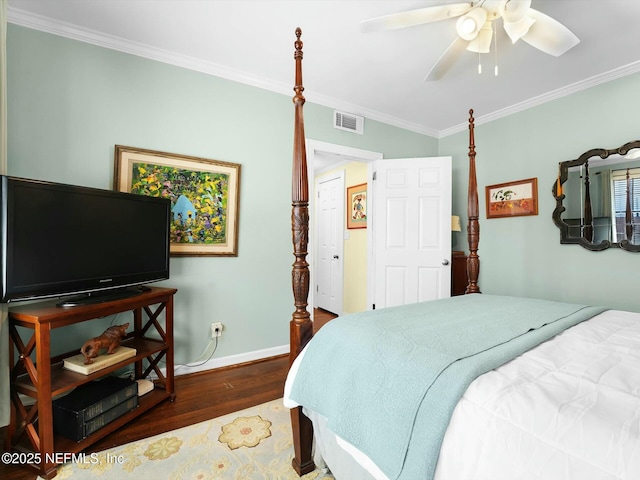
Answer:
334;110;364;135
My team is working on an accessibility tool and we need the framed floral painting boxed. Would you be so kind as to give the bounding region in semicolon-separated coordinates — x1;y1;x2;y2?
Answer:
485;177;538;219
114;145;241;256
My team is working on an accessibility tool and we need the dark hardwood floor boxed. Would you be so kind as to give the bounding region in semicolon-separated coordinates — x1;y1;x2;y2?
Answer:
1;308;337;480
313;307;338;332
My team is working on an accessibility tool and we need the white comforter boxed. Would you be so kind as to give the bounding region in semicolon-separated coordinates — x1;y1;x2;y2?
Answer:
285;309;640;480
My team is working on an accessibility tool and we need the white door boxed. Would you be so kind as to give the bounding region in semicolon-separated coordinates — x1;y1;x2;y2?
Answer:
373;157;452;309
316;172;344;314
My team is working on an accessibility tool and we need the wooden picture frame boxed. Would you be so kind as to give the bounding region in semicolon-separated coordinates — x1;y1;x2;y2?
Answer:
485;177;538;219
347;183;367;229
114;145;241;256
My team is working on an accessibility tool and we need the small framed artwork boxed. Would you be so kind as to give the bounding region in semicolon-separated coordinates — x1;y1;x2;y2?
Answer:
114;145;241;256
485;177;538;219
347;183;367;229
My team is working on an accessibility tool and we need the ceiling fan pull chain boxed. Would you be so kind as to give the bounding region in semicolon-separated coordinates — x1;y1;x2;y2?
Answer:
478;52;482;74
494;21;499;76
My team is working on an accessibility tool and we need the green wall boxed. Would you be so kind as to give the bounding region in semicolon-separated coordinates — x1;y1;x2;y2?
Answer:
7;25;437;364
439;72;640;312
11;22;638;367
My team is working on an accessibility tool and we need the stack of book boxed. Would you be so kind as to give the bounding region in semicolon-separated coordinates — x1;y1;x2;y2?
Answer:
63;346;137;375
53;376;139;441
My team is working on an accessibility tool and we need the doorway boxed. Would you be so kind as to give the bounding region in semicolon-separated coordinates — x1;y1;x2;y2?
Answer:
307;142;453;315
307;140;382;316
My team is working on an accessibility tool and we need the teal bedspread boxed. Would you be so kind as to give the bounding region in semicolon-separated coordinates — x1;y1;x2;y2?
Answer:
287;294;606;480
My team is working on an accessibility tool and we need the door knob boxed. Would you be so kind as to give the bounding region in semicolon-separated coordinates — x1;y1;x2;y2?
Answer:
442;259;450;265
333;255;339;259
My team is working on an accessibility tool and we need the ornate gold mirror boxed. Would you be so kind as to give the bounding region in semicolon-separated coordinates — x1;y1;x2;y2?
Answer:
552;140;640;252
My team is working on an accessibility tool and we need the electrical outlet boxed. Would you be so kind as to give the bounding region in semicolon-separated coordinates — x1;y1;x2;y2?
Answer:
211;322;223;338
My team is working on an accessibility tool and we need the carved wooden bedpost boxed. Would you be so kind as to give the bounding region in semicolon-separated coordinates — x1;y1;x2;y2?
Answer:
583;160;593;242
466;109;481;294
289;27;315;476
626;168;633;240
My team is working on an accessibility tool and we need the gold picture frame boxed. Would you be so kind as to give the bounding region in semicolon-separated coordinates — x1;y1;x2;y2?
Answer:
114;145;241;256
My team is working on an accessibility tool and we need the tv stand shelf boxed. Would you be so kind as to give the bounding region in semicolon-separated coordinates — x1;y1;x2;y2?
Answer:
5;286;177;479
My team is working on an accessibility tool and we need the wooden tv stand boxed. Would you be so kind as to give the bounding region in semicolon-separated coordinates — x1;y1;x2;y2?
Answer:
5;286;177;479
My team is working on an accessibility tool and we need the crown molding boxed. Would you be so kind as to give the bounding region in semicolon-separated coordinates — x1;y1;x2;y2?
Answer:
10;7;639;141
8;7;435;138
7;7;295;96
438;60;640;138
303;90;439;137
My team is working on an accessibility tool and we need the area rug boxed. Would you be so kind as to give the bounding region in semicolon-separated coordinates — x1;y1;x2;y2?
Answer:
43;399;334;479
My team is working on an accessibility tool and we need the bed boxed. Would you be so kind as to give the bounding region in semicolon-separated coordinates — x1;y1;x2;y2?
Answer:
284;29;640;480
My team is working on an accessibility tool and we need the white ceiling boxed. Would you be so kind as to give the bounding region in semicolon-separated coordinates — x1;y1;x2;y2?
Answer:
8;0;640;137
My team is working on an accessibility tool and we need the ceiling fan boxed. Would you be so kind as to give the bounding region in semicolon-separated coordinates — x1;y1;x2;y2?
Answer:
361;0;579;81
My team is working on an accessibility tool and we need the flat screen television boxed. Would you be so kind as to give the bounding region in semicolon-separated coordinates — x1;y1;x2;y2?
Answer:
0;175;171;306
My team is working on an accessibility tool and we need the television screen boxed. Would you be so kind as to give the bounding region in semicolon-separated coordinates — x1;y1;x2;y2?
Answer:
0;176;170;305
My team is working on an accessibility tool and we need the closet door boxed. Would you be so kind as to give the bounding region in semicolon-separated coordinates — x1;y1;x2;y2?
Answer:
316;172;344;315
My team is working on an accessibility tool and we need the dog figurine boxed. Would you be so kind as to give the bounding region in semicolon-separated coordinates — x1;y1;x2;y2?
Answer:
80;323;130;364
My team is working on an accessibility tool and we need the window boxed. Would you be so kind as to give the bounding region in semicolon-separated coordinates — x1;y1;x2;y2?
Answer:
612;168;640;243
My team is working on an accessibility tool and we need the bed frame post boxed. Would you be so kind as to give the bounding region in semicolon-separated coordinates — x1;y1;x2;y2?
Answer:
466;109;481;294
289;27;315;476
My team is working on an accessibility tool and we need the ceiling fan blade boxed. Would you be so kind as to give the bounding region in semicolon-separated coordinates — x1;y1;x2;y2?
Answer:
361;3;472;32
424;37;467;81
520;8;579;56
503;15;536;43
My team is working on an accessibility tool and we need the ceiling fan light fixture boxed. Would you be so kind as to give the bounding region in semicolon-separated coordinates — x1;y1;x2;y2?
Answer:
362;0;580;81
503;15;536;43
456;7;487;40
467;21;493;53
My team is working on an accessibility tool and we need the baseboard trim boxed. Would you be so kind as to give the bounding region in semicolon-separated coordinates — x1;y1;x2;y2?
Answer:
171;344;290;377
